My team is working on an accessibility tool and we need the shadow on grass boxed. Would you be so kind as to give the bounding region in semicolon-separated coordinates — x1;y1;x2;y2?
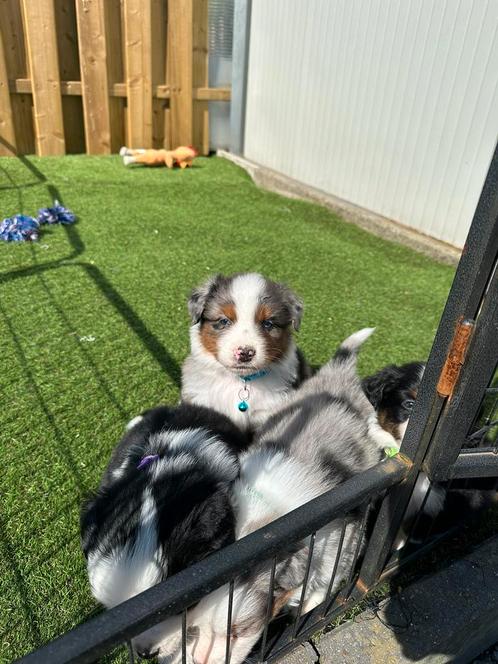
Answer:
0;151;181;656
0;299;89;494
0;153;181;387
0;515;42;651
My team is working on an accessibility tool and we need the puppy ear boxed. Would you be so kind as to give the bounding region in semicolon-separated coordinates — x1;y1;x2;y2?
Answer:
281;286;304;331
362;367;400;409
187;274;224;323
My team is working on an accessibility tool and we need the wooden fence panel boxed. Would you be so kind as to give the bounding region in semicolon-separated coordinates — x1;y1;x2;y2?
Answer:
3;0;34;154
104;0;125;153
168;0;193;148
124;0;153;148
76;0;111;154
21;0;66;155
0;0;230;156
0;26;16;155
192;0;209;155
151;0;168;149
54;0;85;154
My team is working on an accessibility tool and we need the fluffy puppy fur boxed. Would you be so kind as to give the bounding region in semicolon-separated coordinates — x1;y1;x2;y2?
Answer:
80;404;249;660
362;361;446;549
362;361;425;444
181;272;313;430
150;329;393;664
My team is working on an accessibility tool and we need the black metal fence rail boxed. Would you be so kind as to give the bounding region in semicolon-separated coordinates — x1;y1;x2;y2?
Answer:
15;457;409;664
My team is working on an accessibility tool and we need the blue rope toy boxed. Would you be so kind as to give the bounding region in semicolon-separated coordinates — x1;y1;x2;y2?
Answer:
0;215;40;242
0;200;76;243
37;200;76;225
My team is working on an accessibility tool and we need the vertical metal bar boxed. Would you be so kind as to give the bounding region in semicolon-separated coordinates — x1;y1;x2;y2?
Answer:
126;640;135;664
402;477;435;546
182;609;187;664
292;532;316;639
325;520;348;606
345;503;371;597
230;0;252;154
426;267;498;476
225;580;235;664
259;557;277;662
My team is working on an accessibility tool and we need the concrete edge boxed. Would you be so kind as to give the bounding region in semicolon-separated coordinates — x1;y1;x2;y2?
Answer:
217;150;461;267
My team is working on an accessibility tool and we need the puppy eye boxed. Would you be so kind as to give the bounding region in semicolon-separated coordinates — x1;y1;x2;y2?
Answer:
261;319;274;331
402;399;415;410
217;317;231;327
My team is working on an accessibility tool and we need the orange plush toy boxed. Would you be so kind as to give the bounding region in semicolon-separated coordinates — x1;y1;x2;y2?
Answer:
119;145;197;169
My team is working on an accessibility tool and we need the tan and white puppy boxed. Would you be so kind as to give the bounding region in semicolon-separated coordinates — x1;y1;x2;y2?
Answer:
181;273;313;430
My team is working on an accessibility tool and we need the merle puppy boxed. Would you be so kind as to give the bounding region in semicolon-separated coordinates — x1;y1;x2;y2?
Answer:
181;272;313;431
145;329;397;664
80;403;249;660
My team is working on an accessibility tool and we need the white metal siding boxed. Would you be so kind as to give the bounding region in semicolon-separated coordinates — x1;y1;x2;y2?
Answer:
244;0;498;248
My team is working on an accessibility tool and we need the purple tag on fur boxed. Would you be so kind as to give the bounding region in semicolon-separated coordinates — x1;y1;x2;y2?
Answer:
137;454;160;470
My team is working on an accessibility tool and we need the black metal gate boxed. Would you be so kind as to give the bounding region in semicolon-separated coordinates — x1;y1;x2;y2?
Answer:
16;144;498;664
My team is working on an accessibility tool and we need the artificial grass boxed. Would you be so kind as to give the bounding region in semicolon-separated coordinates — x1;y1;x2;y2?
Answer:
0;154;454;662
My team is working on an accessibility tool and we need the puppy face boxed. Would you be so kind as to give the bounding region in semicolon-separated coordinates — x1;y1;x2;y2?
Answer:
362;362;425;442
188;273;303;375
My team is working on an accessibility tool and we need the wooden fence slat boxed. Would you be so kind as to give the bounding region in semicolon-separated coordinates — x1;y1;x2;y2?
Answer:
55;0;85;154
104;0;125;153
22;0;65;155
168;0;193;147
0;26;17;155
2;0;34;154
124;0;153;147
192;0;208;154
151;0;167;148
75;0;111;154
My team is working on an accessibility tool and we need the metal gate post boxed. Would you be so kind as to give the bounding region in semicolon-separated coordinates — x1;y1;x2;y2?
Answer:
354;141;498;592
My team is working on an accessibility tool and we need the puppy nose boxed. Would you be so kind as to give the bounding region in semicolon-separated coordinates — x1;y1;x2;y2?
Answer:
234;346;256;363
136;647;159;660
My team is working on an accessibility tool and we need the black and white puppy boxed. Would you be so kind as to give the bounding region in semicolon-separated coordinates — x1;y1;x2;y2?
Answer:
80;404;249;660
362;361;425;444
181;272;313;430
152;328;391;664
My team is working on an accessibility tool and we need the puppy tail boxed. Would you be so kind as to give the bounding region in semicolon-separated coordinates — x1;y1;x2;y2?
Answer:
333;327;375;362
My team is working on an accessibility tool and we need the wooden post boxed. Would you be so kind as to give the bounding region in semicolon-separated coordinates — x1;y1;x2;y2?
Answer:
124;0;153;148
22;0;66;155
75;0;112;154
192;0;209;154
168;0;193;147
0;26;17;155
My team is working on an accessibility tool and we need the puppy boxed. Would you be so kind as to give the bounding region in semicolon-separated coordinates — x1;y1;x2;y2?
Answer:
362;361;447;548
80;403;248;660
155;328;390;664
362;361;425;444
181;272;313;431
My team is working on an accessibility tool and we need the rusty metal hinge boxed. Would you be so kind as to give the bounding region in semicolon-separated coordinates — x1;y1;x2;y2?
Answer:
436;318;475;398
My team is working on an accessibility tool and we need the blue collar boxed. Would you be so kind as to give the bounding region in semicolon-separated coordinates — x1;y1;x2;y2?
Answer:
241;369;269;383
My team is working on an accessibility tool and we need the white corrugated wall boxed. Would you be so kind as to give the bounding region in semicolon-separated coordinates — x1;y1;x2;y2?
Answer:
243;0;498;248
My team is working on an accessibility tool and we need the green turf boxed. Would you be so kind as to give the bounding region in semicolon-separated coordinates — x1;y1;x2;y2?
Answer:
0;154;454;662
